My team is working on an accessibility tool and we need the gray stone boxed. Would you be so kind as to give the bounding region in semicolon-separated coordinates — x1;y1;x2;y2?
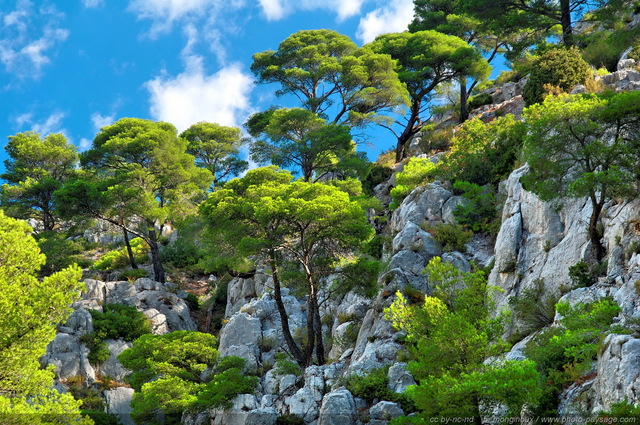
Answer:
219;313;262;356
592;334;640;412
317;389;356;425
104;387;135;425
392;222;439;257
62;308;93;336
143;308;169;335
105;281;139;306
369;401;404;421
137;290;196;331
43;333;95;382
387;363;416;394
98;339;132;381
390;182;453;234
290;387;319;422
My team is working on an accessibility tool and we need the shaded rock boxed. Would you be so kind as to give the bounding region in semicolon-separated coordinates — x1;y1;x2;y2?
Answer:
137;290;196;331
369;401;404;422
98;339;132;381
290;387;319;422
387;363;416;394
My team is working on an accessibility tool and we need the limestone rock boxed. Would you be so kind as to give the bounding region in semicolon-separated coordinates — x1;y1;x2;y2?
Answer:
98;339;132;381
104;387;135;425
290;387;319;422
317;389;356;425
592;334;640;412
387;363;416;394
369;401;404;422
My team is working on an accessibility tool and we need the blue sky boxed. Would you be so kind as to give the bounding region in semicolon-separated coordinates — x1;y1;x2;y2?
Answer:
0;0;477;171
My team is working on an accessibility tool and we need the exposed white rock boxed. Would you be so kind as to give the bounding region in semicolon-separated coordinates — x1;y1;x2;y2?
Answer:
104;387;135;425
290;387;319;422
98;339;132;381
387;363;416;394
317;389;357;425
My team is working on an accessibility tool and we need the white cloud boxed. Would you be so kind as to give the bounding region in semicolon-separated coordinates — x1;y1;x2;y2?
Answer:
90;112;115;132
81;0;104;7
145;55;253;132
79;138;93;150
356;0;414;43
13;111;66;135
258;0;365;21
0;1;68;79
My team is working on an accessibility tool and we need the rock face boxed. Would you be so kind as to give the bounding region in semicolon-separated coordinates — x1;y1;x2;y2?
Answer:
46;277;197;425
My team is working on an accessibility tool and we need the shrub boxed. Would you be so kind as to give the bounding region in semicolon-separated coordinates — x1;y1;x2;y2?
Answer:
343;366;413;411
93;238;149;271
452;181;499;235
119;331;258;424
440;116;525;187
467;93;493;110
525;298;620;416
509;279;557;333
389;158;437;209
362;164;393;196
82;304;152;365
276;415;305;425
427;222;472;253
274;353;302;376
522;47;591;106
119;268;147;282
36;232;91;276
568;260;607;288
160;217;207;271
185;293;200;311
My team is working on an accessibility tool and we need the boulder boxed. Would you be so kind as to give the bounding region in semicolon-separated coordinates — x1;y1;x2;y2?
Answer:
98;339;132;381
387;363;416;394
317;389;357;425
369;401;404;422
104;387;135;425
289;387;319;422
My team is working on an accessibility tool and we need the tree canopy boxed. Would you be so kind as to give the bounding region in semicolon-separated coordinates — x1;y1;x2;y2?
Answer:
1;132;78;231
251;29;409;129
368;30;490;161
200;166;378;366
246;107;366;182
522;91;640;260
0;210;90;425
180;122;248;186
77;118;213;282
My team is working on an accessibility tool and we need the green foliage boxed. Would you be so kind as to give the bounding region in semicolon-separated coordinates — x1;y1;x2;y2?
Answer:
251;29;408;129
36;232;93;276
180;122;248;185
368;30;490;160
427;222;473;252
580;24;640;71
440;115;525;187
522;91;640;259
525;298;620;416
508;279;557;334
362;164;393;196
274;353;302;376
468;93;493;110
343;366;413;411
91;304;152;342
386;257;538;421
568;260;605;288
93;237;149;271
1;131;78;231
598;401;640;419
390;158;436;209
120;331;257;424
119;268;147;281
276;415;305;425
160;216;207;272
200;166;377;366
185;293;200;311
522;47;591;106
452;181;499;234
82;304;151;365
0;211;90;424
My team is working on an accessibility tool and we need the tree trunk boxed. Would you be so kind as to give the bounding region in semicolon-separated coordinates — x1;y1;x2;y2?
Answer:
123;228;138;269
304;289;317;365
560;0;573;46
147;222;165;283
313;304;325;365
459;76;469;123
395;99;422;163
588;197;605;261
269;250;306;367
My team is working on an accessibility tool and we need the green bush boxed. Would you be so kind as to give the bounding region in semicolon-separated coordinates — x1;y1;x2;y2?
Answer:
525;298;620;417
440;115;525;187
452;181;499;235
343;366;413;411
467;93;493;110
82;304;152;365
427;222;473;253
160;216;207;271
93;238;149;271
568;260;607;288
598;401;640;419
522;47;591;106
390;158;437;210
362;164;393;196
274;353;302;376
36;232;92;276
118;331;257;424
119;268;147;281
276;415;305;425
508;279;557;333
